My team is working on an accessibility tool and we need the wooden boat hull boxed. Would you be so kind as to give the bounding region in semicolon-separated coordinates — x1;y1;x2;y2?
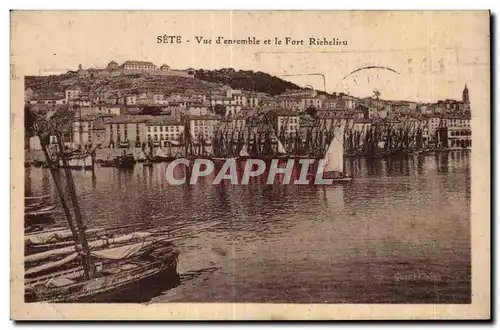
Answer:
25;253;179;303
99;161;116;168
116;154;136;169
58;154;94;170
25;214;55;227
152;156;176;163
330;177;353;183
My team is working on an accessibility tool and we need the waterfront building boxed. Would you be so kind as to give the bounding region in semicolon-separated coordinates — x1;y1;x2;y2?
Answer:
146;118;184;146
352;119;372;134
219;114;246;133
437;126;472;149
427;116;441;141
188;115;221;142
316;110;353;132
436;113;472;149
104;115;150;148
269;109;301;135
73;116;111;148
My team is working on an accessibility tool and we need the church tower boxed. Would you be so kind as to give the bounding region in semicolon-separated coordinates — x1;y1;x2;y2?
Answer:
462;84;470;104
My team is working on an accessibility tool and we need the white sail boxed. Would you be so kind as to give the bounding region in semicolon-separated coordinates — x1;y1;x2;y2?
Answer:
59;154;93;168
155;148;166;158
239;144;249;157
137;150;146;160
277;140;287;154
323;126;345;173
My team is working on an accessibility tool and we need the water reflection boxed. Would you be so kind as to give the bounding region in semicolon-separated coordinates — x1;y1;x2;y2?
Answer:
25;150;471;303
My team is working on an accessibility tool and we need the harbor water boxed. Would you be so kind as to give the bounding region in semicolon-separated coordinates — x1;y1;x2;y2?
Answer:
25;150;471;303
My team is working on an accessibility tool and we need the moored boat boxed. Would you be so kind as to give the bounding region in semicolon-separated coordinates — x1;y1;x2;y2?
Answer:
24;233;180;303
25;195;57;227
26;122;181;303
116;152;135;169
321;126;352;183
99;159;116;168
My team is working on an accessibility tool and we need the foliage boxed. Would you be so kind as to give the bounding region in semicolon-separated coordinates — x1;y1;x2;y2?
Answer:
28;105;76;144
140;106;162;116
213;104;226;117
24;104;37;138
194;68;302;95
306;106;318;118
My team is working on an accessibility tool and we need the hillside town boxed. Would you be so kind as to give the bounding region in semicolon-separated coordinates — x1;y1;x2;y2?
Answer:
25;60;472;161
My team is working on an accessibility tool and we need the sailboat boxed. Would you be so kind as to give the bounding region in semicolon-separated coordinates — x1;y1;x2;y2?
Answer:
321;126;352;183
276;139;288;159
27;127;180;303
58;153;94;170
25;195;57;228
237;143;250;161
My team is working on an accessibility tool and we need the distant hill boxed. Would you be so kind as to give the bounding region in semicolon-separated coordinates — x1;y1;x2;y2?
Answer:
25;72;223;95
195;68;302;95
25;68;304;97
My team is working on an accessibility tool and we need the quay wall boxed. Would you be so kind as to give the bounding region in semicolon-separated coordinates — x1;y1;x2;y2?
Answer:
25;147;185;162
25;146;471;163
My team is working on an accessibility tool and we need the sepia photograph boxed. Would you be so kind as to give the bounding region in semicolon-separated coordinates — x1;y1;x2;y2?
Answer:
10;10;490;320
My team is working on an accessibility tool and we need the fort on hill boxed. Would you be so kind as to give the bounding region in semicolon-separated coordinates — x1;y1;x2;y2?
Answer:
75;60;196;79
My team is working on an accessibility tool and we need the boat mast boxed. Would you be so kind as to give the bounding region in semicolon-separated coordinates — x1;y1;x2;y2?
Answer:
36;129;80;249
56;133;95;280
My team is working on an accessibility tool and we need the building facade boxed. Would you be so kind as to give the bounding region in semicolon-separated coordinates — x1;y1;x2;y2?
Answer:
188;115;220;142
122;60;157;72
146;120;184;146
105;116;149;148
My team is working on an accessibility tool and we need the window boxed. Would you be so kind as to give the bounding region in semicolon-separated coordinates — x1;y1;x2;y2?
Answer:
147;127;151;132
154;127;157;132
160;134;164;140
160;127;163;132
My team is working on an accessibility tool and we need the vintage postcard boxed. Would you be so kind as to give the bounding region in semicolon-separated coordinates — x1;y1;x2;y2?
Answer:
10;10;490;320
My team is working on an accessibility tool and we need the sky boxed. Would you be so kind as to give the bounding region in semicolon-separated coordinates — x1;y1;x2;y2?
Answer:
11;11;489;104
